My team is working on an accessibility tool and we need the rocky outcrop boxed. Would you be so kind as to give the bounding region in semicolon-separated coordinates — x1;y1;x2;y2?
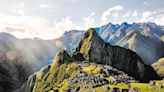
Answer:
99;22;164;65
18;28;161;92
17;64;51;92
18;60;137;92
73;28;160;82
0;53;31;92
18;50;74;92
0;31;83;91
152;57;164;78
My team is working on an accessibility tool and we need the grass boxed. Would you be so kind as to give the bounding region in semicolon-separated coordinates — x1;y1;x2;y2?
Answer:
31;62;164;92
82;64;101;74
130;83;148;89
106;76;116;82
109;83;129;89
79;29;94;60
36;71;43;81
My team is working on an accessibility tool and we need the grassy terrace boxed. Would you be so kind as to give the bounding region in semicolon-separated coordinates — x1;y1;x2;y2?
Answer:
32;62;164;92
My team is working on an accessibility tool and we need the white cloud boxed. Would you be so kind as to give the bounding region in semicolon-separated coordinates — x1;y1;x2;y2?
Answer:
132;10;138;16
12;9;25;16
52;17;82;38
0;13;82;39
83;12;95;29
123;11;131;18
40;4;49;8
138;9;164;25
154;15;164;25
123;10;138;18
138;11;154;22
101;5;123;24
143;11;152;18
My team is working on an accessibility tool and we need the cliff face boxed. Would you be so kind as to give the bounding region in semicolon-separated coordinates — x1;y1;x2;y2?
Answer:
18;28;161;92
18;50;137;92
73;28;160;82
152;57;164;78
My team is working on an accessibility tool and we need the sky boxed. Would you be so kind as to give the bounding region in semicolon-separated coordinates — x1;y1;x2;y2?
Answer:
0;0;164;39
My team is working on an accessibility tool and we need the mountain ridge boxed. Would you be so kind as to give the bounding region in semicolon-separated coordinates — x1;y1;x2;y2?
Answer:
72;28;160;82
0;22;163;91
18;28;161;92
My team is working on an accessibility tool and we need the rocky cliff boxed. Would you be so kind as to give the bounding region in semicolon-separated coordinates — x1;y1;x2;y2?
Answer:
152;57;164;78
73;28;160;82
18;28;161;92
18;50;138;92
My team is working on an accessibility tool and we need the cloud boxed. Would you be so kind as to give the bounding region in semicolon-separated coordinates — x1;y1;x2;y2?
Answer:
132;10;138;16
123;11;131;18
123;10;138;18
138;9;164;25
138;11;154;22
0;13;82;39
101;5;123;24
12;8;25;16
143;11;152;18
52;17;82;37
40;4;49;8
154;15;164;25
83;12;95;29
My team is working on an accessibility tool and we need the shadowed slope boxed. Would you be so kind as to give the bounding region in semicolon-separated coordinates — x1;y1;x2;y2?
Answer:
73;28;160;82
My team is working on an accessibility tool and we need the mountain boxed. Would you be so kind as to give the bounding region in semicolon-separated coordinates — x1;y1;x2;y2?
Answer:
0;33;58;91
0;22;163;91
95;22;164;65
0;30;84;91
51;30;84;52
63;22;164;65
18;28;161;92
152;57;164;78
72;28;160;82
115;29;164;64
18;50;137;92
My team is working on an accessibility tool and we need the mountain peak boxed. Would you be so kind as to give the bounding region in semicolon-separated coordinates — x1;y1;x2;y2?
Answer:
72;28;160;82
51;49;72;65
73;28;105;61
83;28;100;39
0;32;17;40
48;49;73;80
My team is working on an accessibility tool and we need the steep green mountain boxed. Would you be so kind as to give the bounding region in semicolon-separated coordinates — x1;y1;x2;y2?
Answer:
0;30;84;92
72;28;160;82
18;28;162;92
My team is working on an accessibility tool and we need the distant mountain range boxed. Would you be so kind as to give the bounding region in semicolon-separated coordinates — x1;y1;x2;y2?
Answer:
60;22;164;65
18;28;161;92
0;22;164;91
96;22;164;64
0;32;59;91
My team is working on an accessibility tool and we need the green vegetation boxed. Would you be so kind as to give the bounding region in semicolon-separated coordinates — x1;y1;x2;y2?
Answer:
26;48;164;92
79;29;95;60
82;64;101;74
31;62;164;92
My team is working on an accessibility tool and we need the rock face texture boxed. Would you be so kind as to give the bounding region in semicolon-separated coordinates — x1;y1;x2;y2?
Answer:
0;30;83;92
73;28;160;82
0;33;58;92
18;28;161;92
17;65;51;92
0;61;27;92
152;57;164;78
115;29;164;64
97;22;164;65
18;50;137;92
